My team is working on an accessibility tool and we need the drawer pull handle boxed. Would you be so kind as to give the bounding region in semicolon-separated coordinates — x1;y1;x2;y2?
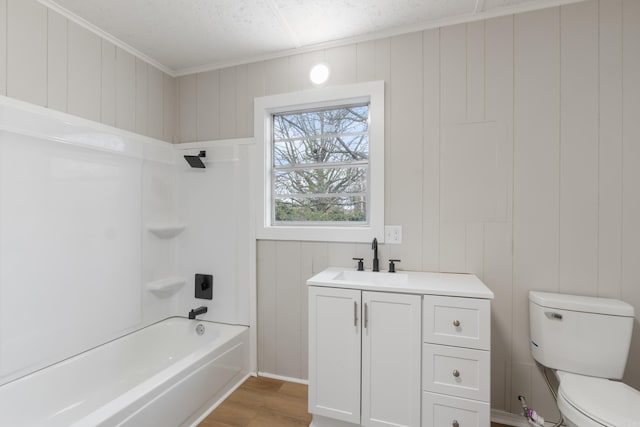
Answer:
452;369;460;378
452;421;459;427
453;319;461;327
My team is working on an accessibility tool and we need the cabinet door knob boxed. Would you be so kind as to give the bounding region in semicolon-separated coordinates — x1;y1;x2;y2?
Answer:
452;421;459;427
452;369;460;378
453;319;461;327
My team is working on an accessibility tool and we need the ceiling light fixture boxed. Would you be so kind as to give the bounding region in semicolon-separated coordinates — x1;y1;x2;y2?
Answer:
309;63;330;85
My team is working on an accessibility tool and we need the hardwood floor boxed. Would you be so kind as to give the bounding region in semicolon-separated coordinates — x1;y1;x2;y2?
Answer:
199;376;512;427
199;376;311;427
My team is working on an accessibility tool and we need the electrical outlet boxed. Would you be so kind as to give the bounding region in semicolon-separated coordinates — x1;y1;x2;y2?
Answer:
384;226;402;244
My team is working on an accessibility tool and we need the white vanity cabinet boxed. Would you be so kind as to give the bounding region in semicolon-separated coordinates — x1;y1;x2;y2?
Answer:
308;286;421;427
422;295;491;426
307;267;493;427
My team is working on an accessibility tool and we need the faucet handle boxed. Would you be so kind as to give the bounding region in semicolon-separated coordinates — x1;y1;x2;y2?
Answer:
352;257;364;271
388;259;401;273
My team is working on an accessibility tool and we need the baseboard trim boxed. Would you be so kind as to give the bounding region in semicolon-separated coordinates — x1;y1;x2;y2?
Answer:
491;409;558;427
257;371;309;385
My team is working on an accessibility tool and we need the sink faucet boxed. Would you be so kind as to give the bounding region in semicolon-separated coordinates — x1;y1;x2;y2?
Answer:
372;237;379;272
188;306;208;319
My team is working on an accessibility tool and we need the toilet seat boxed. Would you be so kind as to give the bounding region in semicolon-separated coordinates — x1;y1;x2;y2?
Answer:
557;371;640;427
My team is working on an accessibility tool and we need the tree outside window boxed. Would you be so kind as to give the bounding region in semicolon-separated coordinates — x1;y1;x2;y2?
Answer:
272;103;370;224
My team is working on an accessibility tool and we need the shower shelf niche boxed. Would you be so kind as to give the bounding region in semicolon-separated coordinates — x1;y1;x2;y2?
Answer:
146;277;186;297
146;223;186;239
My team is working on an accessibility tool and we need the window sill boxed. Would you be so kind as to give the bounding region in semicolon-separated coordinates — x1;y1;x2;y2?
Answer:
255;224;384;243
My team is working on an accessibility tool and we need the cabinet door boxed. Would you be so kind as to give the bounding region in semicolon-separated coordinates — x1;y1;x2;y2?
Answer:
308;286;362;424
362;291;421;427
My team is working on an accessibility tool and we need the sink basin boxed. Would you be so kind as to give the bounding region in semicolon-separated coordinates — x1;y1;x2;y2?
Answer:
332;270;408;285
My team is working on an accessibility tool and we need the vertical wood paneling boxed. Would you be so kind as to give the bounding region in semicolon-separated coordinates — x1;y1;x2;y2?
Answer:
466;223;484;278
177;74;197;142
484;14;514;412
440;24;466;123
264;57;289;95
115;47;136;132
310;242;329;275
101;40;117;127
510;363;532;414
374;39;391;226
326;45;357;86
439;23;467;273
287;53;305;92
163;73;176;142
275;241;302;378
234;64;249;137
466;21;485;122
0;0;6;96
7;0;47;106
422;29;440;272
388;33;423;270
257;240;277;374
135;58;148;135
67;22;101;122
219;67;237;139
299;242;315;379
3;2;172;140
513;8;560;364
598;0;623;299
559;0;599;296
356;41;376;82
196;70;219;141
621;0;640;391
247;61;265;137
147;66;164;140
326;243;358;269
47;10;67;112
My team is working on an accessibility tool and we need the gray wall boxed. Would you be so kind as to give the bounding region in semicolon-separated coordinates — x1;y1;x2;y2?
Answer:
0;0;176;142
176;0;640;419
5;0;638;421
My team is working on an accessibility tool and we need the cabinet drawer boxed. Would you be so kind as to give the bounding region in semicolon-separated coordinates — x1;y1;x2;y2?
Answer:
422;343;490;401
422;391;490;427
423;295;490;350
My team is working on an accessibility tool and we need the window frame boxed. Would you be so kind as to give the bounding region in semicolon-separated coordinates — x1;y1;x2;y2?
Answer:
254;81;385;243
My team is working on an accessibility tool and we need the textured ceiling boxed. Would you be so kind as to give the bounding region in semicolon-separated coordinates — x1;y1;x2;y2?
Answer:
42;0;584;75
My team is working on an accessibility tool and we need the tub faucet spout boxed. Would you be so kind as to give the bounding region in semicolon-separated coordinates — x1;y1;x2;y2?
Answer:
188;306;208;320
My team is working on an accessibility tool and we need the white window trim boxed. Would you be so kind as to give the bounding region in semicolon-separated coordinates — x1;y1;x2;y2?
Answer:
254;81;385;243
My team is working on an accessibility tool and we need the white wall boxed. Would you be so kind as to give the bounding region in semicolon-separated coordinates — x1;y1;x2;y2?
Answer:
0;0;176;142
0;98;178;386
173;141;253;326
175;0;640;420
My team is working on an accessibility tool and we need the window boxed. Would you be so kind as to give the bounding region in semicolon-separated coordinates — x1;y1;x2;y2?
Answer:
272;103;369;224
255;81;384;242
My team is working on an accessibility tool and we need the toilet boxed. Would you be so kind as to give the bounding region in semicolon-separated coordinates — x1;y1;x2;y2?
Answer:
529;291;640;426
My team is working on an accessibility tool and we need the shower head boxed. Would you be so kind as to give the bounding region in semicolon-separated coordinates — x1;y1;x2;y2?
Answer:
184;151;206;168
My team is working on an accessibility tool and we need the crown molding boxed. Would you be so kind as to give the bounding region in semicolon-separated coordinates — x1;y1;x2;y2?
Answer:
39;0;585;78
172;0;585;76
38;0;178;77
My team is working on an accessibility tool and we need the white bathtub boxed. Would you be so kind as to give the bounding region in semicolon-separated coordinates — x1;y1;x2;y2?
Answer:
0;317;250;427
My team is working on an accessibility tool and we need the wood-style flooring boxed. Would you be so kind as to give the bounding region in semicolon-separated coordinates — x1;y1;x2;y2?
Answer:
199;376;511;427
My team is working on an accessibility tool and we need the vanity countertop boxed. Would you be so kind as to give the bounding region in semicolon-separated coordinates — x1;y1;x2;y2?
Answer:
307;267;494;299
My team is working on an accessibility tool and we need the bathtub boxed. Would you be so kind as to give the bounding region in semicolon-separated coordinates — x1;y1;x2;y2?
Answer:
0;317;250;427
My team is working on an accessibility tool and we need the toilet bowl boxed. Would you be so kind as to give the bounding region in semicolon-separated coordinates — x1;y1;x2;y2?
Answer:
528;291;637;427
555;371;640;427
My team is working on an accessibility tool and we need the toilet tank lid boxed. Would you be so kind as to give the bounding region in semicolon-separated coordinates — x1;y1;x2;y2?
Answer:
529;291;635;317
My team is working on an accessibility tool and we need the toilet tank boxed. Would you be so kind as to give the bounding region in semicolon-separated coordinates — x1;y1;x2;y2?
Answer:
529;291;635;379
